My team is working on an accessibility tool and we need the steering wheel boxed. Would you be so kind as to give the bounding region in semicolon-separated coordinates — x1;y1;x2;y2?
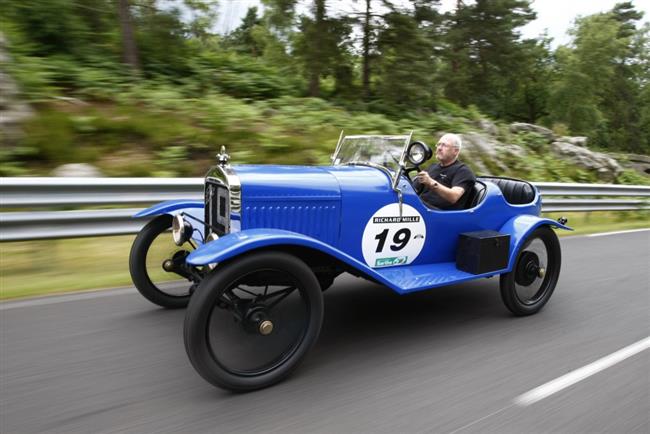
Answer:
405;165;426;194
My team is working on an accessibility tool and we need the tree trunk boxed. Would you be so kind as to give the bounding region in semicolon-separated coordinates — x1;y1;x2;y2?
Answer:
308;0;326;97
362;0;371;100
117;0;140;72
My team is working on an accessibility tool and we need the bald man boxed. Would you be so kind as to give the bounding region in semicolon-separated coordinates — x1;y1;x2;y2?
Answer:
414;133;476;210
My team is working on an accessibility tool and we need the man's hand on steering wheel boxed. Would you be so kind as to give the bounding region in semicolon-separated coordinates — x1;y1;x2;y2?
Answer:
414;170;438;194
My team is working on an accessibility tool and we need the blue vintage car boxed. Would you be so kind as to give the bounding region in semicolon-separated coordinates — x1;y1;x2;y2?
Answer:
129;133;570;391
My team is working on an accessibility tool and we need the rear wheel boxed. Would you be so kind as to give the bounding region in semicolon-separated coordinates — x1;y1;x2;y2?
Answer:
500;226;561;316
184;251;324;391
129;215;199;308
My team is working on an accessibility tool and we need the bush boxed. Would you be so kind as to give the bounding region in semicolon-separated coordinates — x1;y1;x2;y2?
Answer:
617;169;650;186
190;51;298;99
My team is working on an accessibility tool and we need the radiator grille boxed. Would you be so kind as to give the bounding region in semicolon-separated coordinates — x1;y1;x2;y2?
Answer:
205;180;230;236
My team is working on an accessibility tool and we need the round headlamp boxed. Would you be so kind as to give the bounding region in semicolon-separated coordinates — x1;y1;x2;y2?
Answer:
406;141;432;166
172;214;193;246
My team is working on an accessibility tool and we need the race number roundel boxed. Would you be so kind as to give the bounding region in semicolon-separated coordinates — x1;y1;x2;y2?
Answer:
362;203;426;268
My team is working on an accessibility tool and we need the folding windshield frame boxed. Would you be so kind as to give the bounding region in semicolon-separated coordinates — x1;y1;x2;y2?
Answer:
330;131;413;186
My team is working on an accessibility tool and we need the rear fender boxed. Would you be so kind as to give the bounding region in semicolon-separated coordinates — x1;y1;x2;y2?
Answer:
501;214;572;270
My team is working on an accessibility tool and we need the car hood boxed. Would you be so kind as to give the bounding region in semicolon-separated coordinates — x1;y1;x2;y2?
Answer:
227;165;392;247
233;165;342;200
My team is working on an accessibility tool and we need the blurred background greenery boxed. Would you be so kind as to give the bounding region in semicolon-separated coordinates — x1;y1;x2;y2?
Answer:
0;0;648;180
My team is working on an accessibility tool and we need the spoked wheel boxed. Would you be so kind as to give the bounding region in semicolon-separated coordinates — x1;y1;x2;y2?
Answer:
500;226;561;316
184;251;324;392
129;214;201;308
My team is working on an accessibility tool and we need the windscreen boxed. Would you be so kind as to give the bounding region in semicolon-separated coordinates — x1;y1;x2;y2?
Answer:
333;135;410;173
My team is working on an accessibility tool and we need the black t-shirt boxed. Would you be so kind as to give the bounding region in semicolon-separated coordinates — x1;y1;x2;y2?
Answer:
416;160;476;210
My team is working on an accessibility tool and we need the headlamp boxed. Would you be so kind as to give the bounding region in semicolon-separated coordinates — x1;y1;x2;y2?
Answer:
172;214;193;246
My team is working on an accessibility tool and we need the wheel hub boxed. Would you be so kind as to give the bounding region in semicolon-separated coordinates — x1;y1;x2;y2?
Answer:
515;251;541;286
243;305;274;336
259;320;274;335
162;250;190;273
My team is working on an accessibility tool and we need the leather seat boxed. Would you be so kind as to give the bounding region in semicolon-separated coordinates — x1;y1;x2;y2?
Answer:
479;176;535;205
464;181;487;209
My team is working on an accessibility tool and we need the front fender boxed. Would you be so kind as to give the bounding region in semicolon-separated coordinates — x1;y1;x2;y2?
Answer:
500;214;572;270
186;228;406;290
134;200;205;244
187;228;354;266
133;200;204;218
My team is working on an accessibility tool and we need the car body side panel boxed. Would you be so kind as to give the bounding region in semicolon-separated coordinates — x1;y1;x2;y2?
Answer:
235;165;343;247
500;214;572;268
185;228;503;294
323;166;542;268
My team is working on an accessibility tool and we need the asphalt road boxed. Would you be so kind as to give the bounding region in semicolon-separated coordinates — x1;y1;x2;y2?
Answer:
1;230;649;434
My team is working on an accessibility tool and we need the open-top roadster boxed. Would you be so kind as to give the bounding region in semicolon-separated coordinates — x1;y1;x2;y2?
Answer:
130;133;570;391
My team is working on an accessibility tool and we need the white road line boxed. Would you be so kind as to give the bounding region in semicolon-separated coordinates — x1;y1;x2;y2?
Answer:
514;336;650;407
587;228;650;237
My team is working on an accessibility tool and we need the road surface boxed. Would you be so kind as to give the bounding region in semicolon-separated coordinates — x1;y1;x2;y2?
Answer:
1;230;649;433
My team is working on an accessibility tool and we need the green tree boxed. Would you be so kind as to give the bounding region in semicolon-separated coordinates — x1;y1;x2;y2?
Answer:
440;0;536;117
293;1;354;97
506;36;553;122
2;0;117;60
374;10;437;113
548;5;648;152
223;7;264;56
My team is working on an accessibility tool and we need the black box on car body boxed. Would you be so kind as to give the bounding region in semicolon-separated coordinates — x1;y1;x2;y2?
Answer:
456;230;510;274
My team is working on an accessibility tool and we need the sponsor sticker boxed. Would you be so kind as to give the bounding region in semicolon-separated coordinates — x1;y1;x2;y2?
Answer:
375;256;408;267
361;203;426;268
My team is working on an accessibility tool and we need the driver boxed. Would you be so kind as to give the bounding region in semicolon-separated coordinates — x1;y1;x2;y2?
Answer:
414;133;475;210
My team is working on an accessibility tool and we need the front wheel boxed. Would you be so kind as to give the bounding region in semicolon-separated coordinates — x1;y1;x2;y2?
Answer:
184;251;324;392
500;226;561;316
129;215;198;308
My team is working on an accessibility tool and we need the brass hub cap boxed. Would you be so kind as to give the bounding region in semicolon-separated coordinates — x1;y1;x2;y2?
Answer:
259;320;274;336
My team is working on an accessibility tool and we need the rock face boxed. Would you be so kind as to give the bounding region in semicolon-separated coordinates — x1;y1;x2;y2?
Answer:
509;123;555;141
52;164;103;177
475;119;499;137
559;136;588;147
550;141;623;182
504;121;630;181
454;122;633;181
460;132;522;174
618;153;650;176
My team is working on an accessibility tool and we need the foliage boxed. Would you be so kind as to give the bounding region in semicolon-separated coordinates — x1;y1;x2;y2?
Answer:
547;4;649;154
373;11;438;114
1;0;649;180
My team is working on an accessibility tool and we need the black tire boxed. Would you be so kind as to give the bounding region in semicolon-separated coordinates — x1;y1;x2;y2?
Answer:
129;215;193;309
500;226;561;316
184;251;324;392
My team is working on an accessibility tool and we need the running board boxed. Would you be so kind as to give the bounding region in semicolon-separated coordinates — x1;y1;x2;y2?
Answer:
375;262;509;295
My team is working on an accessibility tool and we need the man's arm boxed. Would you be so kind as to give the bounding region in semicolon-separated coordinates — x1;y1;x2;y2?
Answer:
416;171;465;205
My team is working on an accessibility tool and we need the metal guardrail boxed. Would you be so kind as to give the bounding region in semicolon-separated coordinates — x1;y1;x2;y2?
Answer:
1;178;649;241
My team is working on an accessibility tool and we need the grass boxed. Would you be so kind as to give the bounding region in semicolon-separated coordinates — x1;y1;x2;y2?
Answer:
1;211;648;301
542;211;650;236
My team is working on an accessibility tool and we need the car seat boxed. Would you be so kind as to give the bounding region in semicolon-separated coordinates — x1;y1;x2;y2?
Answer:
479;176;535;205
464;181;487;209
